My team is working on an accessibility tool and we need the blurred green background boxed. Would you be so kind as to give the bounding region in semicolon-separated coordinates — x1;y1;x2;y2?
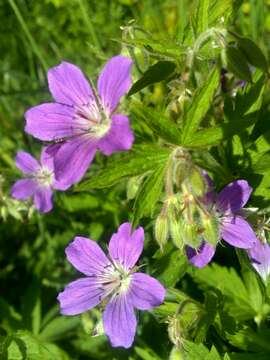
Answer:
0;0;270;359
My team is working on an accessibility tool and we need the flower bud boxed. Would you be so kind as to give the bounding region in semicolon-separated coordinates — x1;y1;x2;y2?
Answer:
169;347;184;360
182;221;201;248
200;214;219;246
187;167;206;197
168;316;182;348
154;212;169;250
169;215;184;250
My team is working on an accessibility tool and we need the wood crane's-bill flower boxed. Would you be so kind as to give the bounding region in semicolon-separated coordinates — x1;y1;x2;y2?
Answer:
57;223;165;348
25;56;134;186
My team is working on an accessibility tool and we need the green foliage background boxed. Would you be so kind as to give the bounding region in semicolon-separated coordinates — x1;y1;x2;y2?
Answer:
1;0;270;359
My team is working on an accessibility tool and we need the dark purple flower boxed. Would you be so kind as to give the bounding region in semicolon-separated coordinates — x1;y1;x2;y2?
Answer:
57;223;165;348
187;179;257;268
11;148;68;213
25;56;134;186
247;238;270;282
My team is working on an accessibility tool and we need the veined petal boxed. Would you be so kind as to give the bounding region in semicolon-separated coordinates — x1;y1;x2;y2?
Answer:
34;186;53;213
40;146;54;171
186;241;216;268
216;180;252;213
65;236;110;276
103;294;136;348
48;61;95;106
221;215;257;248
98;114;134;156
129;273;165;310
98;55;132;113
247;239;270;282
15;151;39;175
108;222;144;270
54;136;97;186
25;103;86;141
57;277;104;315
11;179;36;200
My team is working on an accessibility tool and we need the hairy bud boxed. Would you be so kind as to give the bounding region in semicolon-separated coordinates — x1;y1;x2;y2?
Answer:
155;211;169;250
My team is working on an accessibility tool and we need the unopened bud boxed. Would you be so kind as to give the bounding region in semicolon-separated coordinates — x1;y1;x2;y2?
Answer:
169;215;184;250
188;167;206;197
200;214;219;246
168;316;182;348
182;221;201;248
154;212;169;250
126;176;142;200
92;319;104;337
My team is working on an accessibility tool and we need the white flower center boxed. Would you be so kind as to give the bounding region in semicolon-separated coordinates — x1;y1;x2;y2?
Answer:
98;261;132;299
35;166;54;187
74;101;111;139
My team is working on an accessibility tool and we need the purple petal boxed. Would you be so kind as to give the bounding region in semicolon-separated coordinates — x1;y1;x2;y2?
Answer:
15;151;39;175
129;273;165;310
65;236;110;276
98;55;132;113
216;180;252;213
48;61;95;106
103;294;136;348
57;277;104;315
34;186;53;213
108;222;144;270
221;215;257;249
39;146;70;191
24;103;87;141
54;136;97;186
98;114;134;156
247;239;270;282
186;241;216;268
201;170;216;205
11;179;36;200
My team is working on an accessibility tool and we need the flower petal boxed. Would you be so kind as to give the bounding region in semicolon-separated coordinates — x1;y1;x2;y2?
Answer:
11;179;36;200
186;241;216;268
48;61;95;106
108;222;144;270
103;294;136;348
15;151;39;175
54;136;97;186
129;273;165;310
39;146;70;191
247;239;270;282
57;277;104;315
98;114;134;156
65;236;110;276
221;215;257;249
98;55;132;113
34;186;53;213
24;103;88;141
216;180;252;213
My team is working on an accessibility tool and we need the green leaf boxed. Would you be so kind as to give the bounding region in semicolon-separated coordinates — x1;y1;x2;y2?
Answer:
153;244;188;287
191;264;258;320
3;330;69;360
128;61;176;96
134;347;162;360
183;341;222;360
39;316;80;342
132;163;166;227
77;145;170;190
184;111;260;147
195;0;209;35
226;328;270;352
224;45;252;82
21;280;41;336
133;105;182;145
61;193;99;212
237;37;268;72
252;152;270;173
182;66;220;143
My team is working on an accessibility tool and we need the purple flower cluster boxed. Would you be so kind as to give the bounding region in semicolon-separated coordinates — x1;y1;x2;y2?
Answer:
186;178;257;267
57;223;165;348
12;55;134;212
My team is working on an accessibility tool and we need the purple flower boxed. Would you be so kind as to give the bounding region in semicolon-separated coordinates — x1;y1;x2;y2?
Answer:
25;56;134;186
11;148;68;213
247;238;270;282
186;179;257;268
57;223;165;348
